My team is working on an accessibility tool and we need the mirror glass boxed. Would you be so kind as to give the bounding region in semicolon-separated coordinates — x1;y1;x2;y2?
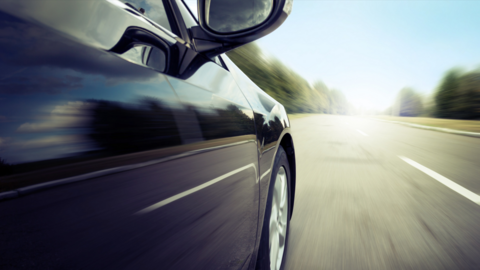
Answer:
205;0;274;33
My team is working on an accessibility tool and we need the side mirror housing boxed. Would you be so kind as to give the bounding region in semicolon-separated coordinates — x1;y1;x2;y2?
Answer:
192;0;293;57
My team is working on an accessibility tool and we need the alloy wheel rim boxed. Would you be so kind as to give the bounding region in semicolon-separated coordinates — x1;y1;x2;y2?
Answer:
269;166;288;270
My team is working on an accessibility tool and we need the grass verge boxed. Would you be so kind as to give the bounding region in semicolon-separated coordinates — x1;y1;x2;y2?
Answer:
369;116;480;133
288;113;322;120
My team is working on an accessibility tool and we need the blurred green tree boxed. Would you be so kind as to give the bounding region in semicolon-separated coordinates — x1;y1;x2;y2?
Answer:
433;69;480;119
455;72;480;119
435;69;462;118
312;81;331;113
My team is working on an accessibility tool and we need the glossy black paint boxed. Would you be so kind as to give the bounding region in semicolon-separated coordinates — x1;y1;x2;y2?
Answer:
0;1;294;269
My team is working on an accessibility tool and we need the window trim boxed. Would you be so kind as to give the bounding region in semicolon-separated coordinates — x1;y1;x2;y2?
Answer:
162;0;181;36
168;0;230;72
169;0;192;44
180;0;199;24
218;55;229;71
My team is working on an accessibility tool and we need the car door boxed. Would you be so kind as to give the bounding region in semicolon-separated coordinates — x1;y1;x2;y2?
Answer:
0;0;259;269
140;1;261;269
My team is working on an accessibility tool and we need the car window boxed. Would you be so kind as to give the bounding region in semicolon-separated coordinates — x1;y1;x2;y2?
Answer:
175;0;198;29
212;56;222;66
212;55;228;70
183;1;198;19
127;0;172;32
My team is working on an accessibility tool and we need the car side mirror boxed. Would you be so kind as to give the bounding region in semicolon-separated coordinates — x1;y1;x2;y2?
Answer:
191;0;293;57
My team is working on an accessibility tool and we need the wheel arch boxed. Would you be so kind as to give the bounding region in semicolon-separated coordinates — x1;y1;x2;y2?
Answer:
278;132;296;217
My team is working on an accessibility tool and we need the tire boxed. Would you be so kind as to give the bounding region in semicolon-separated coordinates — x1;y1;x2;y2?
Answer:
256;146;291;270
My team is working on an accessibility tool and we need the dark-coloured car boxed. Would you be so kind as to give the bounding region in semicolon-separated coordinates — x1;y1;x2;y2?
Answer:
0;0;296;269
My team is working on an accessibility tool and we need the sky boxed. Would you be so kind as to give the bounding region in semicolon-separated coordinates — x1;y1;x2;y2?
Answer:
185;0;480;111
254;0;480;110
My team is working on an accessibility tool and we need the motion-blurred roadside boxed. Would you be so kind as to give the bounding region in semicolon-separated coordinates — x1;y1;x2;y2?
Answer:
227;43;352;115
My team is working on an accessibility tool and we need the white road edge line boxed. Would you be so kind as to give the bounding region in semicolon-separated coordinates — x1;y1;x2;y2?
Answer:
399;156;480;205
260;169;271;181
135;163;257;215
372;118;480;138
357;129;368;136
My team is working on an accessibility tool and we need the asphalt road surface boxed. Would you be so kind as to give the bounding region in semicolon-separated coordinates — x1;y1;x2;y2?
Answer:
285;115;480;270
2;114;480;269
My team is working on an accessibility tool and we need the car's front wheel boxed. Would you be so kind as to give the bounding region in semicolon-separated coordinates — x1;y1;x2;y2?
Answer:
256;146;291;270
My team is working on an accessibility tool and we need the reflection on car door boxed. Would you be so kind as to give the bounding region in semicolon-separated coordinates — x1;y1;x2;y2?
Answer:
163;59;260;268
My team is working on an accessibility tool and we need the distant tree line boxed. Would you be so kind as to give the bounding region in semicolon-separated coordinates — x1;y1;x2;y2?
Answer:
227;43;351;114
385;68;480;119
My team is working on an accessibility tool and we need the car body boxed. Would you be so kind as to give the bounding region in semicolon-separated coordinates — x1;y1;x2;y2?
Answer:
0;0;296;269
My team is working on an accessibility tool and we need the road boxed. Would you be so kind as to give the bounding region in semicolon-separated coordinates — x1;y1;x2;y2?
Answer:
285;115;480;269
2;115;480;269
